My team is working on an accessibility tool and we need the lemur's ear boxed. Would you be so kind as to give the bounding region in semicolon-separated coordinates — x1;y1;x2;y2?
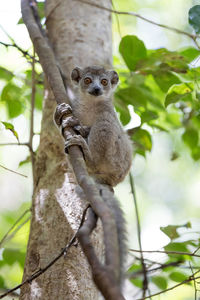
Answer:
110;70;119;85
71;67;83;84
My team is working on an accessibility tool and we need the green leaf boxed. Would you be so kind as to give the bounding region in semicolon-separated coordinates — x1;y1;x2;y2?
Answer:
179;47;200;61
165;83;194;107
3;248;25;268
114;97;131;125
19;155;31;167
1;83;25;118
116;87;146;108
165;112;181;128
37;2;45;19
35;88;43;110
140;110;158;124
161;225;180;240
182;128;199;149
152;276;167;290
130;278;143;288
189;5;200;34
169;271;188;283
119;35;147;71
164;242;189;258
17;17;24;24
131;128;152;152
137;48;189;74
0;67;13;81
191;146;200;161
1;121;19;142
153;71;181;93
0;276;5;289
160;222;192;240
128;263;142;273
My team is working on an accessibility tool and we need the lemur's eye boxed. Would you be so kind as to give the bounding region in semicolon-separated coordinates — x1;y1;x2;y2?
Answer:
84;77;92;85
101;79;108;86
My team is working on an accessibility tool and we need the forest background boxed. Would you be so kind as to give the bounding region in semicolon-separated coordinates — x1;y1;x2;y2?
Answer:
0;0;200;299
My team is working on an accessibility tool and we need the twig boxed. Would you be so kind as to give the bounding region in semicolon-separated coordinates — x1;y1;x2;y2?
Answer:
0;41;34;61
0;289;19;298
0;143;29;147
130;260;182;279
3;216;31;245
111;0;121;39
137;270;200;300
0;164;28;178
0;26;36;61
29;0;46;37
0;206;89;299
0;208;31;248
130;248;200;258
30;46;36;181
129;173;149;299
189;262;198;300
21;1;123;299
76;0;200;49
193;245;200;255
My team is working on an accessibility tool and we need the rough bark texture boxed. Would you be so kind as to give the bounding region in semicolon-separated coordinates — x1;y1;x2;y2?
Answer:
20;0;112;299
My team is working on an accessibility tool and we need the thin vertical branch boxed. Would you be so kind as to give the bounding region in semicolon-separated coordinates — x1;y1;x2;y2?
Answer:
129;173;150;299
189;262;197;300
0;208;31;248
111;0;122;39
30;46;36;181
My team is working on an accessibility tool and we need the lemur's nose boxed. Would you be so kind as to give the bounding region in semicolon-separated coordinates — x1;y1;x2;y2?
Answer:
94;87;101;95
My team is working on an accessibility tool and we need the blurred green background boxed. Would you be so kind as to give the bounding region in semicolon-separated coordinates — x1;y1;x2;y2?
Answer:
0;0;200;299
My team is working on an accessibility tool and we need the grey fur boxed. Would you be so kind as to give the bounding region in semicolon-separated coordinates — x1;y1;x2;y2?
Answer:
99;184;127;283
69;66;133;187
55;66;133;283
69;66;132;282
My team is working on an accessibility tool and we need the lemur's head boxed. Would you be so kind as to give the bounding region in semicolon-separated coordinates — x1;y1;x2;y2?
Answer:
71;66;119;98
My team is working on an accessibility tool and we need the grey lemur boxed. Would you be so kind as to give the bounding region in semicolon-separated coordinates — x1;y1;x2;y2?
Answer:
54;66;133;282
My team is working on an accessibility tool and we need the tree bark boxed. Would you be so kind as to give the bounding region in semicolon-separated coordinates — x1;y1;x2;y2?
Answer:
20;0;112;299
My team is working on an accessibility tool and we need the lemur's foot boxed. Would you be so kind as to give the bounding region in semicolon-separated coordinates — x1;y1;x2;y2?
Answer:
73;125;90;138
65;135;92;165
54;103;72;126
65;135;86;152
62;116;80;129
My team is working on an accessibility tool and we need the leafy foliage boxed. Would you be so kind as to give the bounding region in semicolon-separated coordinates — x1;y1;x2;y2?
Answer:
1;121;19;142
116;32;200;159
129;221;200;293
151;276;168;290
1;2;200;298
189;5;200;34
119;35;147;71
160;222;191;240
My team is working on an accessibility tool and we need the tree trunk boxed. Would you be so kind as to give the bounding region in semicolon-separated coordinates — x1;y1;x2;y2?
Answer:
20;0;112;299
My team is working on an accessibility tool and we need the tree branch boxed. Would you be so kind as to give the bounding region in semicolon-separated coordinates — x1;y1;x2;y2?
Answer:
137;270;200;300
130;248;200;258
0;208;31;248
0;143;29;147
0;164;28;178
76;0;200;49
130;259;182;279
78;208;125;300
30;46;36;181
0;25;37;61
21;0;123;298
129;173;150;299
